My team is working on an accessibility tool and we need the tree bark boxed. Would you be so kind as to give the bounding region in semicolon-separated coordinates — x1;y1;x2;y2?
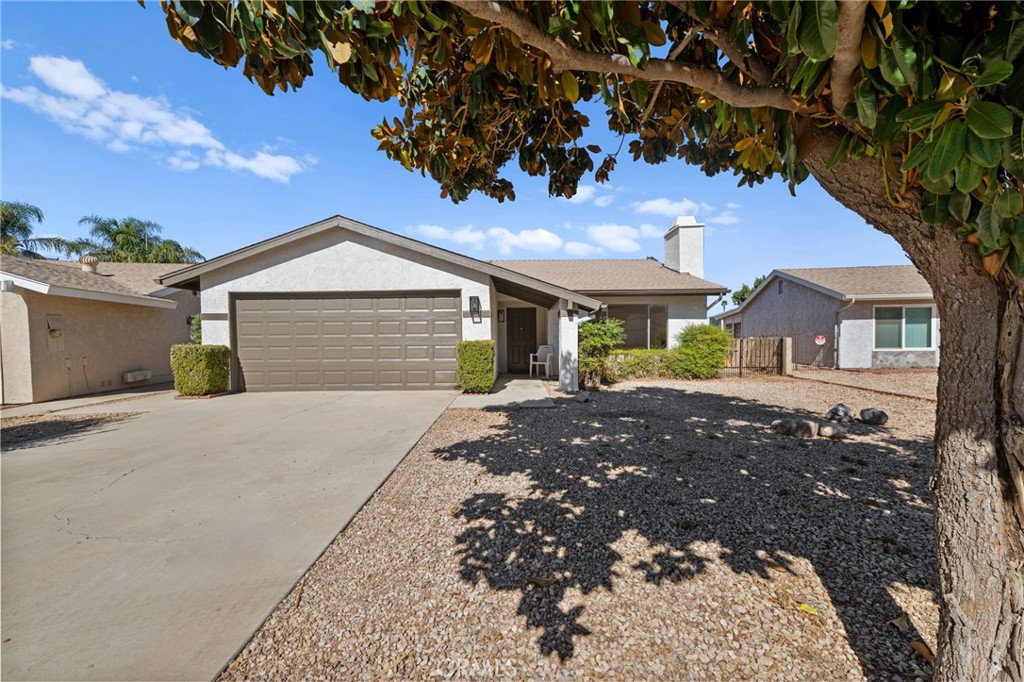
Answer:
805;130;1024;681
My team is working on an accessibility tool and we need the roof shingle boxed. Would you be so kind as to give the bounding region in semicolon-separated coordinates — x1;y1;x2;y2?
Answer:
778;265;931;298
492;259;728;294
0;258;187;303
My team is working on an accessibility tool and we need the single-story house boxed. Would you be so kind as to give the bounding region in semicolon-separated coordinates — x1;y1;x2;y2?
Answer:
711;265;938;369
157;214;727;393
0;257;200;404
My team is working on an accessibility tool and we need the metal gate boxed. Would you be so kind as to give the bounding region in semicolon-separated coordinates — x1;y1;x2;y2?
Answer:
723;337;787;376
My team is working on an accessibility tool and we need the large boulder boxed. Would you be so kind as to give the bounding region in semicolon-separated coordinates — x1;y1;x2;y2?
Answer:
771;418;818;439
860;408;889;425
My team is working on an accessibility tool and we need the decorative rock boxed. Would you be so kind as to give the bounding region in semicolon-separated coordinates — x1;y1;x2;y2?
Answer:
860;408;889;425
824;403;854;423
771;418;818;439
818;424;848;439
574;391;592;403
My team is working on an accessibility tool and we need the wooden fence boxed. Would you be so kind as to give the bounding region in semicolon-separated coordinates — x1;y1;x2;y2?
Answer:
722;337;792;376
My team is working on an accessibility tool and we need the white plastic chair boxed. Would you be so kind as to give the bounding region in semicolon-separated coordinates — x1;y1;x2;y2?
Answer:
530;345;553;377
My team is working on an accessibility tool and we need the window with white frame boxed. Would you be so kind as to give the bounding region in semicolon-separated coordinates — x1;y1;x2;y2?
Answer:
874;306;933;349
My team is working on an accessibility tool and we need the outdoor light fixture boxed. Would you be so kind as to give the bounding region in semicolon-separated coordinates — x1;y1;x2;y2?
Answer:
469;295;482;322
497;309;505;323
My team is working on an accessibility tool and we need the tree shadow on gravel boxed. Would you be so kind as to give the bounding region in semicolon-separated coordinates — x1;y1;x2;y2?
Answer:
433;385;937;678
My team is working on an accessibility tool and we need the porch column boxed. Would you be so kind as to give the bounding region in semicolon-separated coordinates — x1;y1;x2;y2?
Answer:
557;299;579;393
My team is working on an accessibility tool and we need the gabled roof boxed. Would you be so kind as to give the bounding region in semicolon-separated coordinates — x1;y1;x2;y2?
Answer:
712;264;933;321
156;215;603;311
0;258;183;309
492;259;728;295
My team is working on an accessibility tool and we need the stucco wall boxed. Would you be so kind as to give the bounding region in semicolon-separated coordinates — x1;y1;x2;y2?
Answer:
5;289;197;403
599;294;709;348
839;300;939;369
1;291;33;404
200;229;493;347
494;294;548;374
724;279;840;366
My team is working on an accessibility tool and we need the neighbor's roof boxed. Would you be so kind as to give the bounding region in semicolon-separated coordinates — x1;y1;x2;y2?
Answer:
777;265;932;299
0;258;185;308
492;259;728;295
157;215;603;311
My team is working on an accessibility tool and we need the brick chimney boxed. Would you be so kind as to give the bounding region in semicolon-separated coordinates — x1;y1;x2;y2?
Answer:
663;216;704;277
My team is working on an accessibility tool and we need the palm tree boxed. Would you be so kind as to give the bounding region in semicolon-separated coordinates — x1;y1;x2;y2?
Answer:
74;216;204;264
0;201;77;259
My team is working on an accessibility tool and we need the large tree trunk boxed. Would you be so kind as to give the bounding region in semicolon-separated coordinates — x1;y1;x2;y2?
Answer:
805;130;1024;681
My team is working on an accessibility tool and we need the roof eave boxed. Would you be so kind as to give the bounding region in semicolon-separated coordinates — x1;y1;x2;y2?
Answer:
583;287;728;296
1;272;177;309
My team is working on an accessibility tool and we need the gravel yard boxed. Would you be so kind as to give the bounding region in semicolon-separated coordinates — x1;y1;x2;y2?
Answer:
791;370;937;402
222;377;938;681
1;412;141;449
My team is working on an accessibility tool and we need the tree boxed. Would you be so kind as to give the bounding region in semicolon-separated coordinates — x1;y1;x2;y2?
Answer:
731;274;768;306
155;2;1023;677
0;201;76;259
73;215;203;263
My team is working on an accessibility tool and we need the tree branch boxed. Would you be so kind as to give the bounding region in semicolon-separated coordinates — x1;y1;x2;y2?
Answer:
831;1;869;113
448;0;804;112
664;0;773;85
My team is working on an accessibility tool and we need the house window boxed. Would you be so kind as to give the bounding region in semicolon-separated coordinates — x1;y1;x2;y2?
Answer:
777;280;784;294
605;304;669;349
874;306;933;349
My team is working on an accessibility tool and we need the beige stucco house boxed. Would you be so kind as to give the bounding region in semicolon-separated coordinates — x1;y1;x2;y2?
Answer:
711;265;938;369
0;258;199;404
157;214;726;394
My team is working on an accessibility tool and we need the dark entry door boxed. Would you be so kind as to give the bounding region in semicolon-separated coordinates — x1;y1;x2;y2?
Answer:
506;308;536;373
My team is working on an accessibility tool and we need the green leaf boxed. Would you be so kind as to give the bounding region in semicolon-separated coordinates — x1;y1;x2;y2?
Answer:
966;131;1003;166
878;44;908;87
896;101;945;131
854;80;878;129
973;60;1014;88
926;121;966;181
826;132;852;170
949;192;972;222
900;136;934;172
875;98;907;143
1010;217;1024;271
954;156;984;193
891;30;919;87
921;192;950;224
975;204;1001;249
920;172;953;195
994;188;1023;218
561;71;580;102
797;0;838;60
966;102;1014;139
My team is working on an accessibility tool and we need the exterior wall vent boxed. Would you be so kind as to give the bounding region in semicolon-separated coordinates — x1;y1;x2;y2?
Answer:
80;255;100;273
122;370;152;383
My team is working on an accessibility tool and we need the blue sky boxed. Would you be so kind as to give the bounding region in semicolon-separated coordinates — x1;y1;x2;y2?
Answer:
1;1;911;293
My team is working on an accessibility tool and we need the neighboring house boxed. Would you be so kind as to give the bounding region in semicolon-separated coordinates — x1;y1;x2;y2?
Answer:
711;265;938;369
0;258;199;404
157;214;726;393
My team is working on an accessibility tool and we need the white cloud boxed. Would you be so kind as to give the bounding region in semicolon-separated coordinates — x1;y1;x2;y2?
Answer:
586;224;641;253
413;224;487;248
726;202;741;209
564;241;600;257
565;185;597;204
2;55;308;183
593;195;614;208
2;40;15;50
631;197;701;218
488;228;563;254
707;211;740;225
639;223;664;238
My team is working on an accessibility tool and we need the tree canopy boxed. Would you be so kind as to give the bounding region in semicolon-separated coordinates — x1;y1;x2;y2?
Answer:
0;201;76;259
731;273;767;305
157;0;1023;279
72;215;204;264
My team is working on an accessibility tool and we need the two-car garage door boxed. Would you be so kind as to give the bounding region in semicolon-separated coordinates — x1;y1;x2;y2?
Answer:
233;292;461;390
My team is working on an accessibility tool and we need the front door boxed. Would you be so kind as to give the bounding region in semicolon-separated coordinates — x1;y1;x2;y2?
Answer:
506;308;536;373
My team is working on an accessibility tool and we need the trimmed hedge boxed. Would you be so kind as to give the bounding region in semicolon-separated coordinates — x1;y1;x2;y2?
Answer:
606;325;732;381
170;344;230;396
456;340;495;393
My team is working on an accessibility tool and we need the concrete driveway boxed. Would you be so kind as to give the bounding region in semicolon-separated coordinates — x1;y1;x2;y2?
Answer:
1;390;455;681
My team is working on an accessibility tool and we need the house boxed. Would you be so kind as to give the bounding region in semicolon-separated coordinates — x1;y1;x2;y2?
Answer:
711;265;938;370
157;214;726;393
0;257;200;404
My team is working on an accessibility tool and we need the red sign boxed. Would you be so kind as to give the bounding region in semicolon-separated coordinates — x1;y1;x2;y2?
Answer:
815;335;827;346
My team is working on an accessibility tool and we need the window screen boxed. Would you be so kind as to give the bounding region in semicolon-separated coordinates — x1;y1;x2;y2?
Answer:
904;307;932;348
606;304;669;349
874;308;902;349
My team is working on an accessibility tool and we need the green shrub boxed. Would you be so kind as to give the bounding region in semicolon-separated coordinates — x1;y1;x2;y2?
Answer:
606;348;669;380
457;340;495;393
578;318;626;388
170;344;230;396
664;324;732;379
189;315;202;344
